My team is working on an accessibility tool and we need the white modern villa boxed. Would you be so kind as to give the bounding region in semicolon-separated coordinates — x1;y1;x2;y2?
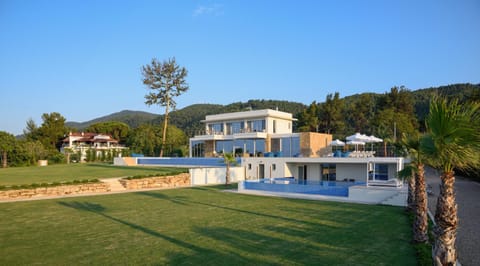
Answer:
115;108;407;205
189;108;403;185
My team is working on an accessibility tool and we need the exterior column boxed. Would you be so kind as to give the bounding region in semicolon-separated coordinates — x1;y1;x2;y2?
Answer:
265;134;271;153
189;139;192;157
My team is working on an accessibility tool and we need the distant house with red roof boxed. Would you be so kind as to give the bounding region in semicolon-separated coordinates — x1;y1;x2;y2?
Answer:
61;132;127;162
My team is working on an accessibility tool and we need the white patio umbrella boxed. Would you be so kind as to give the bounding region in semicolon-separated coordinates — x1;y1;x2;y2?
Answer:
368;135;383;143
329;139;345;146
346;140;365;151
346;133;370;142
366;135;383;151
329;139;345;152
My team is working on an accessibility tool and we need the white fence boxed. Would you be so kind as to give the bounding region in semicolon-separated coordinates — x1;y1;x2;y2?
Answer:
190;167;246;185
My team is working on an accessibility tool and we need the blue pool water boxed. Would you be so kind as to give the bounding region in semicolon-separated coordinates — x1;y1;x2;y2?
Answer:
137;157;241;167
243;178;365;197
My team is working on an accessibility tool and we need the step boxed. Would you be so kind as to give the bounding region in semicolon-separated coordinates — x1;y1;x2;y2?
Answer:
100;178;127;191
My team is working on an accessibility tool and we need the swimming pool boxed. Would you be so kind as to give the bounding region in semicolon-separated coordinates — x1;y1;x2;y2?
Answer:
243;178;365;197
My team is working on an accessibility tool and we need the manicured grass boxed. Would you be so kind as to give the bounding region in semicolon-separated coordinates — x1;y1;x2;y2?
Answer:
0;163;188;186
0;185;416;265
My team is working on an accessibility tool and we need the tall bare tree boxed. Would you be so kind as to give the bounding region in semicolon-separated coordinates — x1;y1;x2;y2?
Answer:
142;57;189;157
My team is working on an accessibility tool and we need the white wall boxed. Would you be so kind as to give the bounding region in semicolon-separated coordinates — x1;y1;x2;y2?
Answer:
114;157;127;166
244;158;289;180
336;164;368;182
266;117;292;134
287;163;322;182
190;167;245;185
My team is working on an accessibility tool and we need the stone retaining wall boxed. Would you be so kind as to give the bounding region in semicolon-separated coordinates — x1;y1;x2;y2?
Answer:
0;183;110;200
119;173;190;189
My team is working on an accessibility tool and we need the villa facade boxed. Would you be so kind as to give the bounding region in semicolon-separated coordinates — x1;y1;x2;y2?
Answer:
187;108;403;186
189;109;332;158
61;132;126;162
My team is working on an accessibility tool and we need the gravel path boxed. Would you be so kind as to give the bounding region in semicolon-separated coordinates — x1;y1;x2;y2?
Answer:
426;167;480;266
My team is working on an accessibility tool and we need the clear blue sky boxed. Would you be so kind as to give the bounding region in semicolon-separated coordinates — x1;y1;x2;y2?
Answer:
1;0;479;135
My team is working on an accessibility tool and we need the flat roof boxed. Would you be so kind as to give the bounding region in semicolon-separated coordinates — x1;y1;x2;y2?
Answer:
202;109;296;123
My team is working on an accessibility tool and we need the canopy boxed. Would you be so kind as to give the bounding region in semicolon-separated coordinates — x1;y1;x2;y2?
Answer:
347;140;366;145
346;133;370;142
367;135;383;143
329;139;345;146
346;140;365;152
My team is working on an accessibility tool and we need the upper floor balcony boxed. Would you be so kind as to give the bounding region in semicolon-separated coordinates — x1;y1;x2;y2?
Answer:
193;128;268;141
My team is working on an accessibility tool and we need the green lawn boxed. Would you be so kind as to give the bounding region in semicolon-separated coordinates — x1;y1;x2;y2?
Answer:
0;185;416;265
0;164;187;186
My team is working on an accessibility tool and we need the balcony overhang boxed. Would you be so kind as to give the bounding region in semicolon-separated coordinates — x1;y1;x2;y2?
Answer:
191;134;233;141
233;132;268;139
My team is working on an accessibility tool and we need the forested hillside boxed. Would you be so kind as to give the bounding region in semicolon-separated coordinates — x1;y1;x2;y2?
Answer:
66;110;159;129
67;100;307;136
66;83;479;137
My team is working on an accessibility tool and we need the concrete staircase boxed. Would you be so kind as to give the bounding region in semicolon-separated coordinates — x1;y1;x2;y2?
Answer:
380;190;408;206
100;178;127;192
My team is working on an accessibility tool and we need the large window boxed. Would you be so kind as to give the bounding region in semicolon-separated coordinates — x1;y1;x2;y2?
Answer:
191;140;205;157
215;140;234;154
208;123;223;134
247;119;266;132
232;139;265;156
226;121;244;135
373;164;389;180
281;136;300;157
321;164;336;181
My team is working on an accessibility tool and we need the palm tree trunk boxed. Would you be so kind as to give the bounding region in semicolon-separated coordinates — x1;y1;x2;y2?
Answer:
433;171;458;266
407;172;416;212
413;163;428;243
160;98;169;157
225;163;230;185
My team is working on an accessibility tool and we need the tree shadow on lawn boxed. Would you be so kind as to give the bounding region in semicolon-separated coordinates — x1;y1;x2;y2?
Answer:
193;226;348;264
136;191;341;231
56;201;278;265
57;202;205;251
135;191;190;205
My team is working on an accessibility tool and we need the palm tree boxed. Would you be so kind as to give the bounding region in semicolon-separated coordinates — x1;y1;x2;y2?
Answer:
397;141;415;212
421;97;480;265
222;153;237;186
399;133;428;243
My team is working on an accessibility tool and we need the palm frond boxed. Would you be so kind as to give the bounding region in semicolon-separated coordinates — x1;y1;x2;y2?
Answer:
397;164;417;180
423;97;480;172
